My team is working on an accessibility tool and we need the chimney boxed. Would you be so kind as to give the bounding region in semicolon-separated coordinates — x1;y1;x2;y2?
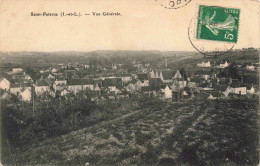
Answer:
228;77;232;85
241;77;244;85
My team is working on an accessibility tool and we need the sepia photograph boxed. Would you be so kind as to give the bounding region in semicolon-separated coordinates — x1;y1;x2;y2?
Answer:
0;0;259;165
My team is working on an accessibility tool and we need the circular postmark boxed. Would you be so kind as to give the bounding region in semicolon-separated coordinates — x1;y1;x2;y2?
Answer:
188;15;234;56
188;6;240;56
155;0;192;9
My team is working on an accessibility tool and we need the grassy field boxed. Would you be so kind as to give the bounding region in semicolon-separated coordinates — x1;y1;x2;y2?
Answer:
7;98;259;166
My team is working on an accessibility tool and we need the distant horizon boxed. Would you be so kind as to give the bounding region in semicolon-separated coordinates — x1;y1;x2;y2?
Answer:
0;47;258;54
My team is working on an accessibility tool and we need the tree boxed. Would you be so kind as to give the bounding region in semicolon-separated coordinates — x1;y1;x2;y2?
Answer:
224;64;240;79
180;68;187;80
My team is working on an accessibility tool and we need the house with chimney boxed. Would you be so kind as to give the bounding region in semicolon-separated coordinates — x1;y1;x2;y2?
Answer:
137;73;149;86
149;69;157;79
246;85;255;94
160;70;175;84
215;85;230;97
10;83;32;96
12;73;34;84
67;79;94;94
85;83;101;97
173;70;186;88
53;78;67;91
228;78;247;95
35;79;51;96
134;80;148;90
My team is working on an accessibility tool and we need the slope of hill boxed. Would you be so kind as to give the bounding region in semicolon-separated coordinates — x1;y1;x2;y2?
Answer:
7;99;259;166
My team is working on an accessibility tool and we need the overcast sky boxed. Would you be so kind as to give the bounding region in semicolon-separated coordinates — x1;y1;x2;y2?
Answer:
0;0;259;52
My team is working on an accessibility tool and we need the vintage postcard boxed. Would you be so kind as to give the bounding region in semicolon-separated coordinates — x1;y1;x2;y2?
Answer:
0;0;259;165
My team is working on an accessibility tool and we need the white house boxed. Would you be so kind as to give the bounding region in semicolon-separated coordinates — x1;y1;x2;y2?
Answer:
182;91;189;99
229;87;247;95
173;70;182;80
134;80;149;90
24;74;33;81
39;70;45;74
93;83;101;92
12;68;23;73
67;79;94;94
20;88;31;102
108;86;121;94
67;85;84;94
53;79;67;92
202;75;210;80
0;78;10;91
34;80;51;96
149;70;156;78
161;85;172;99
217;61;229;68
51;68;58;73
222;87;231;97
182;91;188;96
121;76;132;83
207;94;217;100
47;74;55;79
215;85;230;97
245;65;255;71
197;61;211;67
55;79;67;85
247;86;255;94
10;84;31;96
136;74;149;86
173;71;187;89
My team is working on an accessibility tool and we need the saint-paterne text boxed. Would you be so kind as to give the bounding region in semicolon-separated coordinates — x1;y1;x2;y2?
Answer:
31;12;58;16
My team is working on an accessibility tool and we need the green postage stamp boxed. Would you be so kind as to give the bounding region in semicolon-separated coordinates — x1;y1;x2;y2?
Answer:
196;5;240;43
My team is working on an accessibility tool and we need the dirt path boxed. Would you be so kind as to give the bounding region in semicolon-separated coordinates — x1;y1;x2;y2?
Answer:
167;54;203;64
75;102;175;136
72;106;152;137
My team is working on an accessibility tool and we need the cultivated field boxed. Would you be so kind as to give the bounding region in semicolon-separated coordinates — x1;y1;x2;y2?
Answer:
10;98;259;165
